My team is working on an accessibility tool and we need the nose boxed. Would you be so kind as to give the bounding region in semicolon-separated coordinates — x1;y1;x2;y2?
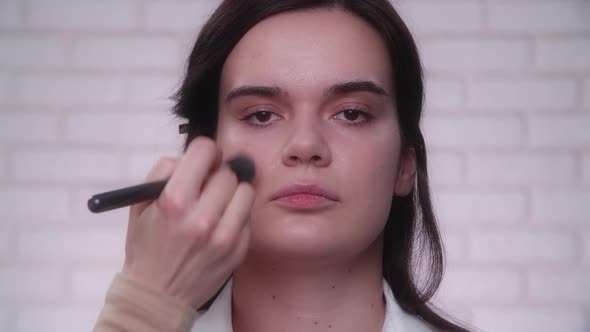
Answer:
281;118;332;167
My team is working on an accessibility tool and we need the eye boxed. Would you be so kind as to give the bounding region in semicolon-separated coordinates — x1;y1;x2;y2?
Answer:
333;109;373;125
241;110;281;127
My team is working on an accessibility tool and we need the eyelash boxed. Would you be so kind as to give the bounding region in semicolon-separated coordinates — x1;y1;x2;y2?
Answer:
240;108;374;128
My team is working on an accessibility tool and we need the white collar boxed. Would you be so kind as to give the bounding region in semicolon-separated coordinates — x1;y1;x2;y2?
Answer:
191;278;435;332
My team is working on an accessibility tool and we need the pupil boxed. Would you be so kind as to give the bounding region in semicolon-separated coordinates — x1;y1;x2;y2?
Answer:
344;110;359;121
255;111;271;122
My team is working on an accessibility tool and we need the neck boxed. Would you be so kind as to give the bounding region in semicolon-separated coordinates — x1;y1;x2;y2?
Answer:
231;236;386;332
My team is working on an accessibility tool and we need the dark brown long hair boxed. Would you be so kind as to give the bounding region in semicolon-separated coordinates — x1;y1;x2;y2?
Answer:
172;0;471;331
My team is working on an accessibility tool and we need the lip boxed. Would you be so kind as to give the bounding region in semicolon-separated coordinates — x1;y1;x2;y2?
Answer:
271;183;339;210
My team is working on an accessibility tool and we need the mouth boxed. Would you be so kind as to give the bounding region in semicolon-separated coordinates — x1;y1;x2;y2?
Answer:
271;184;338;210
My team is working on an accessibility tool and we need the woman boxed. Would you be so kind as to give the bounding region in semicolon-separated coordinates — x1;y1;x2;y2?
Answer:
94;0;472;331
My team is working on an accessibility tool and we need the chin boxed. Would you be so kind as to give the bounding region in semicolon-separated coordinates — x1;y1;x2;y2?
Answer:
248;213;378;261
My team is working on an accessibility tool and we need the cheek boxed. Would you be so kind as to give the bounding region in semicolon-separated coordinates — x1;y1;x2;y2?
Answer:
344;134;399;196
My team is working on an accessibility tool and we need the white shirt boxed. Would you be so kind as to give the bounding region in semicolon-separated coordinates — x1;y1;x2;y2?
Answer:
191;279;436;332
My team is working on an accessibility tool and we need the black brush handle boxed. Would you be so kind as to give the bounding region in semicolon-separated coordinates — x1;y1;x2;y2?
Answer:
88;180;167;213
87;154;255;214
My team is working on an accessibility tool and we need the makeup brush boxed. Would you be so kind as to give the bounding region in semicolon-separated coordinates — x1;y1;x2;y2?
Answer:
87;154;255;213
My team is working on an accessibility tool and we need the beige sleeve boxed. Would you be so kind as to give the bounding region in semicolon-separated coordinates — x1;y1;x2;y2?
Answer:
93;273;198;332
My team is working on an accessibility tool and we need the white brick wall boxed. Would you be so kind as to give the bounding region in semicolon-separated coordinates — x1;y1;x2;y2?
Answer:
473;309;587;332
71;38;181;70
421;39;531;73
536;38;590;71
469;79;577;111
488;2;590;34
529;115;590;147
423;116;524;148
0;188;69;221
394;1;483;34
584;232;590;263
437;269;523;303
1;1;589;331
0;267;65;299
531;191;590;223
527;269;590;303
0;37;66;68
469;230;578;263
27;0;139;31
0;113;58;143
466;153;577;186
435;190;526;224
143;2;220;32
15;75;125;105
0;0;20;29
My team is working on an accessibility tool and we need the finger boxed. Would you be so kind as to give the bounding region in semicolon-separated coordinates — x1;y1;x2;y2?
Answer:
159;137;221;218
129;157;179;221
227;223;251;268
181;166;239;248
209;182;255;256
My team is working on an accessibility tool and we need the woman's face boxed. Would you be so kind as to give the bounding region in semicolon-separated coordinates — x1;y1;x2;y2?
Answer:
216;9;413;260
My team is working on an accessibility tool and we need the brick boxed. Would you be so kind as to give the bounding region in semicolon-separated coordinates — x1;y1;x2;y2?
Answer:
17;230;125;261
466;153;576;185
421;40;530;73
15;75;124;105
128;74;181;105
71;268;117;299
529;115;590;147
11;150;123;183
0;267;64;299
422;116;523;148
27;0;138;30
144;2;220;31
584;231;590;263
0;75;7;102
72;38;180;70
0;37;65;67
0;231;10;257
0;312;9;332
434;191;526;224
424;79;464;110
439;231;467;263
395;1;483;34
0;113;58;142
65;111;183;147
532;191;590;223
469;231;577;263
0;0;20;28
437;269;522;302
469;79;576;111
488;2;590;34
473;309;586;332
126;151;181;182
0;154;5;178
427;152;464;185
0;188;68;220
528;269;590;303
16;307;99;332
537;39;590;71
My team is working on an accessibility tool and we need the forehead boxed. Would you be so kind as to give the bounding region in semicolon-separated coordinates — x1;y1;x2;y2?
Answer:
220;8;393;94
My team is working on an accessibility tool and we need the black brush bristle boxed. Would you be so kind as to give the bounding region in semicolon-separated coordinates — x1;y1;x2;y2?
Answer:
227;154;256;182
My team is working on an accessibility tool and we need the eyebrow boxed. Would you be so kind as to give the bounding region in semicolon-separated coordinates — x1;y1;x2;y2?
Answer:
326;80;389;97
224;80;389;103
225;86;285;102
